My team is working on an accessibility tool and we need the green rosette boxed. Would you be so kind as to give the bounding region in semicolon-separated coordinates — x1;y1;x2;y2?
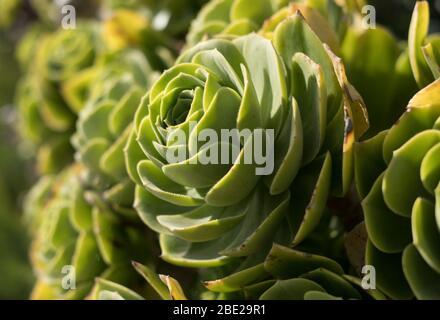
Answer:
16;23;100;174
355;78;440;299
71;49;157;217
27;166;157;300
185;0;358;49
125;13;368;277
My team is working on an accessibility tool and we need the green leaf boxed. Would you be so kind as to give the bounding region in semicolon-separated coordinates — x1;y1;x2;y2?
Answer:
383;130;440;217
409;0;434;87
157;204;245;242
260;278;324;300
412;198;440;273
204;263;268;293
300;268;361;299
234;33;287;130
291;52;326;164
365;240;413;300
137;160;205;207
268;98;303;195
230;0;274;25
132;262;171;300
93;278;144;300
402;244;440;300
264;244;344;279
363;173;412;253
273;13;341;121
290;152;332;246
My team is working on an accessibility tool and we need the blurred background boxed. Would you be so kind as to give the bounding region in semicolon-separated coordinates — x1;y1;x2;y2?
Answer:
0;0;439;300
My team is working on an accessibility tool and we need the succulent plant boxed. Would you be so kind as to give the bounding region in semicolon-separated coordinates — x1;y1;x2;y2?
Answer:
27;165;158;299
71;49;157;216
355;78;440;300
125;12;368;286
6;0;440;301
185;0;359;48
16;23;100;174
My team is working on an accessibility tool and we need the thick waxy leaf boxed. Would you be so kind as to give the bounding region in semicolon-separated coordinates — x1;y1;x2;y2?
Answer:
268;98;303;194
403;244;440;300
273;13;341;120
304;291;340;300
159;233;233;268
263;3;339;53
132;262;171;300
363;174;412;253
157;204;246;242
72;232;106;283
383;93;440;164
366;241;413;300
420;144;440;194
137;160;205;207
342;275;388;300
260;278;325;300
291;52;326;164
409;1;434;87
264;244;344;279
383;130;440;217
204;263;268;293
412;198;440;273
290;152;332;245
422;40;440;79
219;189;290;257
354;131;387;199
230;0;274;25
300;268;361;299
159;275;188;300
92;278;144;300
234;33;287;130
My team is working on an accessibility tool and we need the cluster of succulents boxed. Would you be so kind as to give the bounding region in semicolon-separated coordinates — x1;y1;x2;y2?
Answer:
3;0;440;300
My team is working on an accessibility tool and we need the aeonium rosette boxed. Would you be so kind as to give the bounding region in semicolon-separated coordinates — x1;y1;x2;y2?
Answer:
125;14;368;271
355;79;440;300
71;49;157;217
15;22;100;174
26;165;158;300
186;0;358;49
